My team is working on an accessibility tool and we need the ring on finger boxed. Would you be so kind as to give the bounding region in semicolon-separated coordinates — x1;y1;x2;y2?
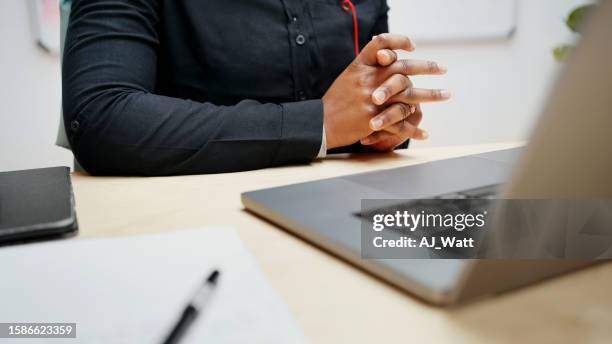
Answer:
400;103;415;119
408;104;416;117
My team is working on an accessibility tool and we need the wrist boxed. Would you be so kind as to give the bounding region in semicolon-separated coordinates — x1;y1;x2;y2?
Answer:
322;96;341;149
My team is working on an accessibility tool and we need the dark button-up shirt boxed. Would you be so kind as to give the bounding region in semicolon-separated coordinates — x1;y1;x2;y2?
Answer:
63;0;390;175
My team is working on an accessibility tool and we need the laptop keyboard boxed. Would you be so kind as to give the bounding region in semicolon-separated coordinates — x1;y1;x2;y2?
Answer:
435;184;500;200
361;184;499;219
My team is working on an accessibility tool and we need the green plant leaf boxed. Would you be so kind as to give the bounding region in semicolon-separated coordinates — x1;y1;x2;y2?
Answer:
553;44;574;62
566;4;596;33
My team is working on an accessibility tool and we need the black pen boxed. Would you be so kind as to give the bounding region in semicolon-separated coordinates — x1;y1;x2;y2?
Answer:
162;269;220;344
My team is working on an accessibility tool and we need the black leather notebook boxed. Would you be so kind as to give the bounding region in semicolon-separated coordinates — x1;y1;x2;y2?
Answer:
0;167;78;244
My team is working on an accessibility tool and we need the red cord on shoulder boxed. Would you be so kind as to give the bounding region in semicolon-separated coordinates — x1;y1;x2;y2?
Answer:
341;0;360;57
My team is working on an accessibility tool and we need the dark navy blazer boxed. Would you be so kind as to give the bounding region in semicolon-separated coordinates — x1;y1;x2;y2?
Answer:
63;0;392;175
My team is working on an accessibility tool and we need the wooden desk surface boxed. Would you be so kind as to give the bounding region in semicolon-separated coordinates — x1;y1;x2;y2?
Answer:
71;142;612;343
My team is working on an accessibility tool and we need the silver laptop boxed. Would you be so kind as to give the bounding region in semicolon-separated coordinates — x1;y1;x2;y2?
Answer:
242;2;612;305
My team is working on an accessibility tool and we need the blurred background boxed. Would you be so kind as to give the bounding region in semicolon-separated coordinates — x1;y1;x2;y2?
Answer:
0;0;592;172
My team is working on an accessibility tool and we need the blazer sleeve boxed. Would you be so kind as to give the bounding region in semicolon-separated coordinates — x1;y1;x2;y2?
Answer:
62;0;323;176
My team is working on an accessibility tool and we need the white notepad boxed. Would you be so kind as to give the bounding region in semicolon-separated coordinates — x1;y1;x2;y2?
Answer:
0;228;304;343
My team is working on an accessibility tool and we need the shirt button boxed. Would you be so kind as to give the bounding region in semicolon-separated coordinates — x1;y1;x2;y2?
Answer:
295;34;306;46
70;120;80;132
298;91;307;101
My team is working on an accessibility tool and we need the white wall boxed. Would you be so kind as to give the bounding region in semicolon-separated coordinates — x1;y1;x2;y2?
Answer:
0;1;71;172
0;0;591;172
388;0;590;148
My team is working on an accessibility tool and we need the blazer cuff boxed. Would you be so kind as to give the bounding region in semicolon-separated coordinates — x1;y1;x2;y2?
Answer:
274;99;324;165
